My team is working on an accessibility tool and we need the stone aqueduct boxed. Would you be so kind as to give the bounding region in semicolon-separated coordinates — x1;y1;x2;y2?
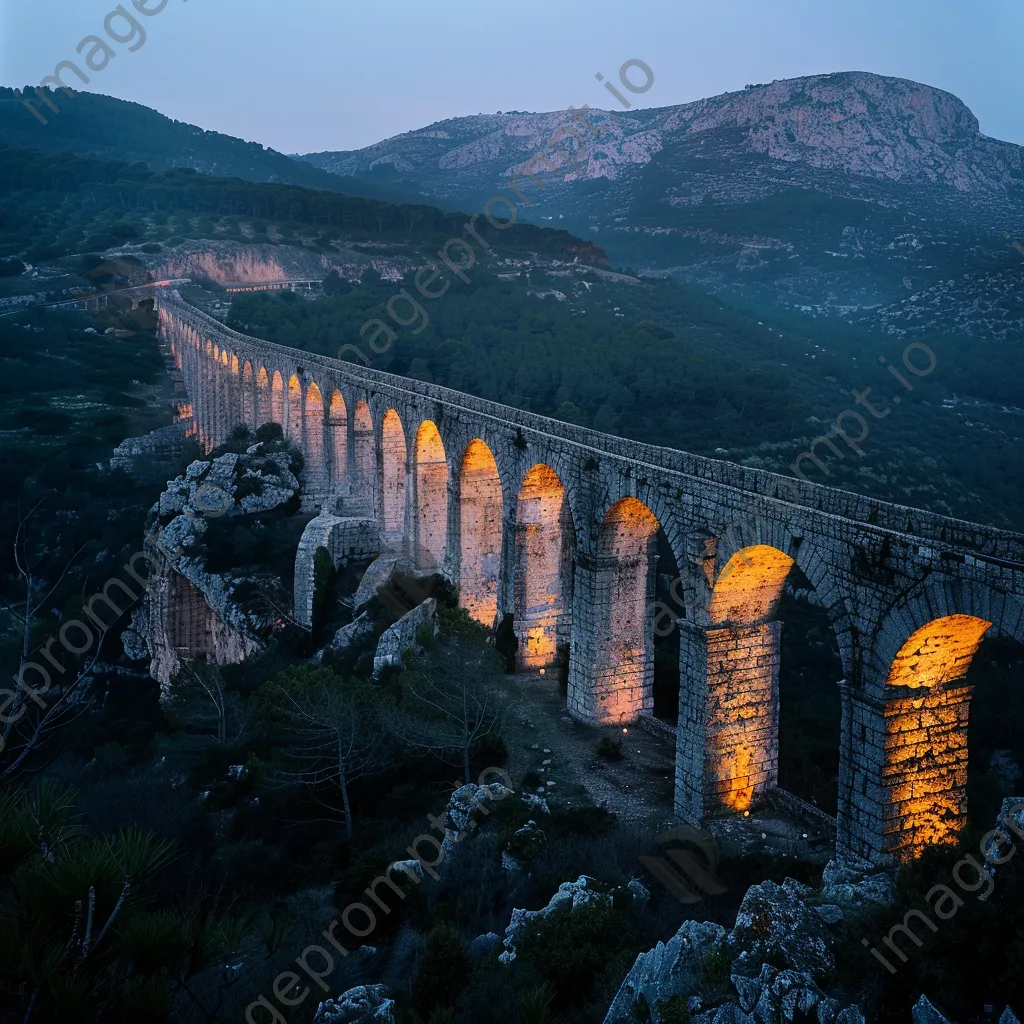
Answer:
159;290;1024;867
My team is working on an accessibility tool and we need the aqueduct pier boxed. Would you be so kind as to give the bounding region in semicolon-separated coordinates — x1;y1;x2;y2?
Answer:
159;290;1024;867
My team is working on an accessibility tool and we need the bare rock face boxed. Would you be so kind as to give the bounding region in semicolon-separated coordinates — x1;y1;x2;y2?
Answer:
372;598;437;677
312;985;395;1024
124;447;300;693
603;873;870;1024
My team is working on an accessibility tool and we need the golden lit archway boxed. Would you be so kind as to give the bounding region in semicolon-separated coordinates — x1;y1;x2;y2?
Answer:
592;497;660;723
882;613;992;860
305;383;325;480
241;362;254;429
413;421;448;569
287;375;303;442
381;410;407;545
514;464;573;670
256;367;271;427
329;390;348;488
459;439;503;626
353;401;374;497
706;544;795;813
271;370;284;427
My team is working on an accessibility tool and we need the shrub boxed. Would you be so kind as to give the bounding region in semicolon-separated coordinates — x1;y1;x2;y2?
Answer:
597;735;624;761
411;924;471;1016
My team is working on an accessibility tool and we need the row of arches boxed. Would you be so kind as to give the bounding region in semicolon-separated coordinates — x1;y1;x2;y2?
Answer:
168;317;1018;865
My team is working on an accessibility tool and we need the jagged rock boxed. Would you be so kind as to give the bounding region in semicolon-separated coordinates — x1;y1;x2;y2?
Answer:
507;819;547;862
820;859;896;909
729;879;835;980
628;878;651;913
468;931;501;965
372;598;437;676
748;965;824;1024
441;782;511;858
502;875;616;966
521;792;551;815
602;919;728;1022
813;904;844;925
353;554;403;612
999;1007;1021;1024
912;995;954;1024
312;984;395;1023
329;612;376;652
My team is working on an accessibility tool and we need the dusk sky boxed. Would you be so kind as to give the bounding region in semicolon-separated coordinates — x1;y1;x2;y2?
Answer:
2;0;1022;154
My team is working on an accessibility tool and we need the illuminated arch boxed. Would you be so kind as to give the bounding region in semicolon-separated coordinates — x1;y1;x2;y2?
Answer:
882;614;992;860
704;544;796;813
380;410;407;544
230;353;239;373
412;421;448;569
459;439;503;626
353;400;374;497
287;375;303;442
241;361;254;429
329;390;348;487
256;367;271;427
514;464;573;669
304;383;325;481
589;497;661;723
271;370;284;427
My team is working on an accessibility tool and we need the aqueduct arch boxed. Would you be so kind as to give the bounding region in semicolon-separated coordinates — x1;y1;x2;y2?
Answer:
412;420;449;570
329;390;348;489
271;371;284;428
304;383;325;489
514;464;574;671
352;401;375;501
380;410;407;548
705;545;795;813
286;375;303;443
459;439;503;627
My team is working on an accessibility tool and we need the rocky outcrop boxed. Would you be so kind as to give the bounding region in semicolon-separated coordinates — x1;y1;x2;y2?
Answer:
500;874;648;966
123;446;300;693
603;869;882;1024
109;422;187;482
312;985;395;1024
372;598;437;677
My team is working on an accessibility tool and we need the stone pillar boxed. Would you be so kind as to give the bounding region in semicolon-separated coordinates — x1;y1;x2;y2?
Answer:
704;620;781;813
836;685;888;864
674;619;710;823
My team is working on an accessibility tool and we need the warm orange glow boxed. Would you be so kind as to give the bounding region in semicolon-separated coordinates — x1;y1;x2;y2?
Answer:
271;370;284;427
593;497;660;724
287;375;302;441
230;354;239;373
255;367;271;427
353;401;374;495
413;421;448;568
381;410;407;542
709;545;794;625
459;439;502;627
329;390;348;487
304;383;324;476
514;464;572;670
882;614;991;860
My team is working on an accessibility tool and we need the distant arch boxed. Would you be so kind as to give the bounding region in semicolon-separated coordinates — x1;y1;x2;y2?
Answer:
353;401;374;498
305;382;325;484
271;370;284;428
287;375;303;442
459;439;503;626
241;361;254;429
514;464;574;670
256;367;271;427
412;420;448;569
329;390;348;488
705;544;796;813
881;613;992;861
380;410;407;546
231;353;239;374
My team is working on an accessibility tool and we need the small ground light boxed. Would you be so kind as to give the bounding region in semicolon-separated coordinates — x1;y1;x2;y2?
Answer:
622;727;628;734
538;668;545;676
743;810;750;817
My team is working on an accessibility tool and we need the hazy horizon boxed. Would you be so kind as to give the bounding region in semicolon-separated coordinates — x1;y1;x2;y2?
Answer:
2;0;1022;154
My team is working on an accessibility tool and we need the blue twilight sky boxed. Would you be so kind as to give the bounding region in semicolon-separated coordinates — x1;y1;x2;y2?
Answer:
1;0;1022;155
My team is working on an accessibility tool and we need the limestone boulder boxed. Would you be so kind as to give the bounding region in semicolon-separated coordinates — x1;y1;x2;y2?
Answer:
372;598;437;676
728;879;835;979
911;995;954;1024
312;985;395;1024
819;859;896;909
603;919;728;1023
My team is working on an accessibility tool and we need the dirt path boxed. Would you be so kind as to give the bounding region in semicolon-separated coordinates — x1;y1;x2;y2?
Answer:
498;671;679;834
